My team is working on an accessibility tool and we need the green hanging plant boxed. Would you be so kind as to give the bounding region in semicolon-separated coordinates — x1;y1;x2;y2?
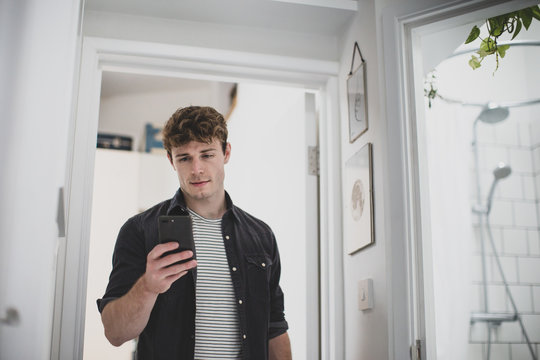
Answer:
424;71;439;108
465;5;540;72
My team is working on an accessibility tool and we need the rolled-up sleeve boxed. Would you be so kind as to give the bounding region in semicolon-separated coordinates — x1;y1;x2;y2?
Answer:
268;231;289;339
97;217;147;313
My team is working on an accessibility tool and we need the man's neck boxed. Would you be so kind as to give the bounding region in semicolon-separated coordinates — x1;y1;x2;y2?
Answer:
183;192;227;220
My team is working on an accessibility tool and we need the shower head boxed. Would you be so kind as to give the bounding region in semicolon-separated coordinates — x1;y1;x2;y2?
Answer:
493;162;512;180
486;163;512;214
477;103;509;124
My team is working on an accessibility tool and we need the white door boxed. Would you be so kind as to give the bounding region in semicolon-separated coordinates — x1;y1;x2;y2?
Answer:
0;1;81;359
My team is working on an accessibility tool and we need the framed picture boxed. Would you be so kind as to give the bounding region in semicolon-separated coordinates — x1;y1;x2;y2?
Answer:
344;143;374;254
347;60;368;143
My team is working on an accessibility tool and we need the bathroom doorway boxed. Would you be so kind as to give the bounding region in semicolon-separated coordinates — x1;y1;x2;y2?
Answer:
409;1;540;359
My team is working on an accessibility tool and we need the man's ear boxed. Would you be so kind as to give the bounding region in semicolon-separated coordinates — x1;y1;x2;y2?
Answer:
224;143;231;164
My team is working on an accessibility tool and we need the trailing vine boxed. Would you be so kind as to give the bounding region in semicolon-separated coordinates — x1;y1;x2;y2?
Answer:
465;5;540;72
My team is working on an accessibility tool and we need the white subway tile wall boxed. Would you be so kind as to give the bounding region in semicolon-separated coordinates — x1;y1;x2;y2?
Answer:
468;343;483;359
471;284;482;312
522;315;540;342
495;121;520;146
518;258;540;284
489;200;514;227
471;322;489;342
531;115;540;146
514;202;539;227
530;231;540;256
509;285;533;313
511;343;534;359
510;148;534;173
488;285;509;312
489;343;511;360
490;256;518;283
499;174;523;199
502;228;528;255
523;175;536;201
533;147;540;171
472;254;485;282
533;286;540;312
496;321;523;343
518;122;532;147
468;110;540;359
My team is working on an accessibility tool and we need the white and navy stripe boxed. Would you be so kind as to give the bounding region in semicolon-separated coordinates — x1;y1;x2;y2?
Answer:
189;209;242;359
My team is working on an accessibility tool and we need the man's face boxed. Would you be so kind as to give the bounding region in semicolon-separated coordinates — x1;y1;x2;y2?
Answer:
168;139;231;206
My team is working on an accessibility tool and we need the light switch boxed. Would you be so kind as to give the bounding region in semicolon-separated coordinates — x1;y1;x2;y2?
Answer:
358;279;373;311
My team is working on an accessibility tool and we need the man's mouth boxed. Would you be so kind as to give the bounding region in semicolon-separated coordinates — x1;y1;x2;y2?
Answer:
190;180;210;187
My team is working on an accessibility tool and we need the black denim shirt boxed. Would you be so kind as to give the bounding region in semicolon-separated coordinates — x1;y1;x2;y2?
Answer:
97;189;288;360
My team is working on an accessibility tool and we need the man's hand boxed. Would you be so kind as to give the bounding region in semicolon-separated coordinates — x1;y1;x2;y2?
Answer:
141;242;197;294
101;242;197;346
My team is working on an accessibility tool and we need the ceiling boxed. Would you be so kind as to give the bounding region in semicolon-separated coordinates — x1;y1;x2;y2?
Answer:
85;0;357;38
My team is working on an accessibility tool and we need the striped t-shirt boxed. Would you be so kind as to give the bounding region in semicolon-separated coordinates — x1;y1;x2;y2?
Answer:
189;209;242;359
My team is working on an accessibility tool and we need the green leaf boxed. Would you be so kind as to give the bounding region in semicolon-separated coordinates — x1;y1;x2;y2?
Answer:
480;38;497;54
477;48;489;57
531;5;540;21
519;8;533;29
497;44;510;58
511;18;522;40
488;17;504;36
465;25;481;44
469;55;482;70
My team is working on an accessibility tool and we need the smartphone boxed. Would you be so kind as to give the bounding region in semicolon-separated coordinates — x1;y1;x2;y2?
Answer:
157;215;195;264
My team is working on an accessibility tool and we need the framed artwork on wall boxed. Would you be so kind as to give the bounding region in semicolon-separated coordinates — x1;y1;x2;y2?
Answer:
344;142;374;254
347;42;368;143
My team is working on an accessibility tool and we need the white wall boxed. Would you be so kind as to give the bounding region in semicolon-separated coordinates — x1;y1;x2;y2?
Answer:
337;1;389;358
0;0;81;358
83;10;339;61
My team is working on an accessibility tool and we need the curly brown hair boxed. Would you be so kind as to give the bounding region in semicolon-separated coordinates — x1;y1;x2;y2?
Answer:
162;106;228;157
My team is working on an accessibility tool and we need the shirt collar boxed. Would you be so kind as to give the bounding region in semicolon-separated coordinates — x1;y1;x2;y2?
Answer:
167;188;237;220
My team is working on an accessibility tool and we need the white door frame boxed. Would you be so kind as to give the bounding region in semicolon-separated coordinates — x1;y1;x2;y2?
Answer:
54;36;344;359
382;0;537;358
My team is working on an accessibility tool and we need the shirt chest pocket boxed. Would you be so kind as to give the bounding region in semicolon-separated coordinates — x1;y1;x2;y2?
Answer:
244;254;272;300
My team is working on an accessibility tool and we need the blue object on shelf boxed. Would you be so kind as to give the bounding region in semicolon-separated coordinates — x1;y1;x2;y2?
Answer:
145;123;164;153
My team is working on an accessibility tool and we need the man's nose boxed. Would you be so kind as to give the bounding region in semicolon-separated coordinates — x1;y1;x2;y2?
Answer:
191;158;204;174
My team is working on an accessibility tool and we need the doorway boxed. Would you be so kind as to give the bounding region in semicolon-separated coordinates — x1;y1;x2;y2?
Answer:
82;72;320;359
383;0;540;359
54;37;340;359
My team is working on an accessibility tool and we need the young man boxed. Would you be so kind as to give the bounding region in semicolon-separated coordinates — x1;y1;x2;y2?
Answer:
98;106;291;359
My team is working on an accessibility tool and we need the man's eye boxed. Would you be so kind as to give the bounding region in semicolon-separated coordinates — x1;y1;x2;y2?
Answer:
178;157;189;162
203;154;214;159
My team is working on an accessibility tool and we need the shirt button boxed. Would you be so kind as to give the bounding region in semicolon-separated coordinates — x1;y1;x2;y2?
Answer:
232;267;237;272
243;334;247;340
225;235;230;240
238;299;243;304
261;263;266;268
